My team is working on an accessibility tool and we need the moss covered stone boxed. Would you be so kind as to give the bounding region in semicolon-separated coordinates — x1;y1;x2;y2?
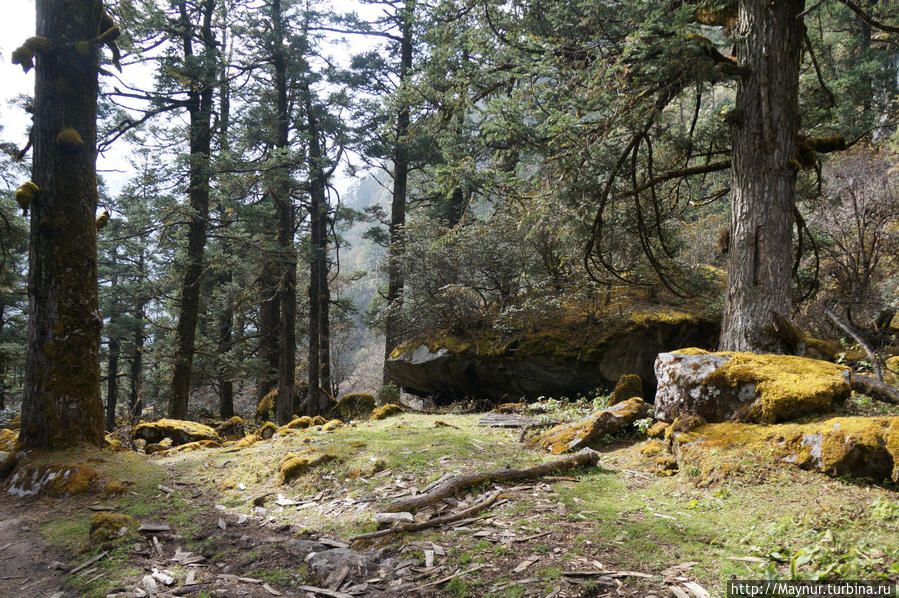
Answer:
611;374;643;405
321;419;343;431
887;356;899;375
335;393;376;420
655;350;851;423
257;422;278;440
103;480;130;497
163;439;221;453
215;416;245;440
539;397;650;454
7;464;97;497
279;453;339;484
89;512;135;545
386;303;719;403
311;415;327;426
646;421;669;439
133;418;220;446
670;417;899;485
0;429;19;452
280;416;313;432
370;404;404;421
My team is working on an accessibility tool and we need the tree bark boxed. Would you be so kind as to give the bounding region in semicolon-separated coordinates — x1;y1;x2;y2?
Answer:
383;3;414;382
129;252;145;420
216;5;234;420
21;0;106;448
168;0;216;419
256;264;280;405
105;336;119;431
720;0;805;352
305;85;324;415
272;0;296;425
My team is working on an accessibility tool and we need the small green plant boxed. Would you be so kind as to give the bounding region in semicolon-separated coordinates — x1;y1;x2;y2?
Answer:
633;417;653;435
871;498;899;521
377;382;400;405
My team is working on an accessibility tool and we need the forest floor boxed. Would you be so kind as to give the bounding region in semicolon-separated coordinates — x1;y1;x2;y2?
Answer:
2;406;899;598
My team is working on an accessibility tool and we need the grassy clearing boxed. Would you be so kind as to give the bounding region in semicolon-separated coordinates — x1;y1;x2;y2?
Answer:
14;411;899;596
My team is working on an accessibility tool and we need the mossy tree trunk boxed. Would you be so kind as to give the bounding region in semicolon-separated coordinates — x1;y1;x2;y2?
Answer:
168;0;216;419
21;0;106;448
382;2;414;385
720;0;804;352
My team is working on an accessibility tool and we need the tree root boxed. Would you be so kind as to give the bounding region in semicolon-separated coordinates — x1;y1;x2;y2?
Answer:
384;448;600;513
850;374;899;405
349;490;503;542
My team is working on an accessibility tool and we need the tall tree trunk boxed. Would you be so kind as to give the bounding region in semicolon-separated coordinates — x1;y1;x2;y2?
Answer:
318;208;331;399
272;0;296;425
256;265;280;404
305;86;323;416
21;0;106;448
720;0;804;352
216;3;234;420
106;337;119;431
130;253;146;419
383;3;414;382
168;0;216;419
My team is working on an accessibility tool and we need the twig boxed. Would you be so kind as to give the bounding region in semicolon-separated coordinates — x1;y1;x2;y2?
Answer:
350;491;502;541
822;303;883;381
384;448;600;513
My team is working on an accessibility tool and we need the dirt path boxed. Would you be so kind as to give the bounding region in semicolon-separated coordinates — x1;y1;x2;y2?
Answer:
0;495;69;598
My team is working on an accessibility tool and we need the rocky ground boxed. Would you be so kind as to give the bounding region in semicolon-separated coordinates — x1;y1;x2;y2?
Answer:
1;395;898;597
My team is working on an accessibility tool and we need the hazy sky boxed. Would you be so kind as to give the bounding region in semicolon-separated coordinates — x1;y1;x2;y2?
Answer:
0;2;378;197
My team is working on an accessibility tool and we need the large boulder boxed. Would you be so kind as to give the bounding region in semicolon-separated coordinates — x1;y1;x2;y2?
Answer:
133;418;220;446
654;349;851;423
539;397;651;454
670;417;899;484
386;307;719;402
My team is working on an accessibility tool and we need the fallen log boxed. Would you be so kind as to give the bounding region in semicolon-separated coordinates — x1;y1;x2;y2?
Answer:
350;490;503;541
384;448;600;513
851;373;899;405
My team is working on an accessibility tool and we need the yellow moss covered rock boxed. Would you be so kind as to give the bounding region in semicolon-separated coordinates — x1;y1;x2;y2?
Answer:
321;419;343;431
539;397;650;454
215;416;246;440
311;415;327;426
133;419;220;446
655;350;851;423
370;404;404;421
7;464;97;497
335;393;376;420
257;421;278;440
611;374;643;405
89;512;135;545
886;356;899;374
163;439;221;453
103;480;130;497
104;434;123;451
0;428;19;451
670;417;899;485
279;453;339;484
646;421;669;439
281;415;313;431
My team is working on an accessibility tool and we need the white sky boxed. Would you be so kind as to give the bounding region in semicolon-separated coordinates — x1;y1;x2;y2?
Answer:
0;2;381;197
